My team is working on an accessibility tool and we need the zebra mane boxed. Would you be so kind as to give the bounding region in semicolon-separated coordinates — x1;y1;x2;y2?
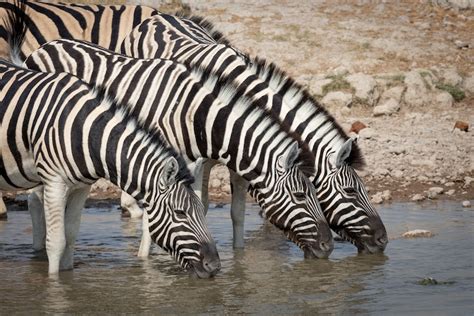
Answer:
174;13;364;170
177;13;232;46
249;56;365;170
188;63;316;177
3;0;28;65
92;85;195;186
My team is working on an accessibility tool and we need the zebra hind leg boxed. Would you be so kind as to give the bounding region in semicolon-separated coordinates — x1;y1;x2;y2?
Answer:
60;185;90;271
28;187;46;255
229;170;249;249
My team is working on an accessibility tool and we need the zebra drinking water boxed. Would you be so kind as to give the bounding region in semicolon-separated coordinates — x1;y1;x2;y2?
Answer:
119;14;388;254
0;59;220;277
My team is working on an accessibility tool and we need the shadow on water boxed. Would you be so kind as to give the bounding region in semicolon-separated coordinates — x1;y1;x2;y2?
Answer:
0;200;472;314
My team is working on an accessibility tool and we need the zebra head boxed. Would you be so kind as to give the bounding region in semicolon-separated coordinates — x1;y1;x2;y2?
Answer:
145;157;220;278
254;142;334;259
320;138;388;254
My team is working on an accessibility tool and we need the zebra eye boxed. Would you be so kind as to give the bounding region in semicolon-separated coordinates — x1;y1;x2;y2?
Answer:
174;209;187;219
292;192;306;202
343;187;357;196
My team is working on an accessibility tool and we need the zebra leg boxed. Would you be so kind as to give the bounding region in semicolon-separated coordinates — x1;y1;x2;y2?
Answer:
0;192;7;220
229;170;249;249
60;185;90;271
137;210;151;258
42;181;69;275
28;187;46;252
120;192;143;218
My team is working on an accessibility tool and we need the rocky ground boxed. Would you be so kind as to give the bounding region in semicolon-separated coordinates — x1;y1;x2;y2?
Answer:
2;0;473;210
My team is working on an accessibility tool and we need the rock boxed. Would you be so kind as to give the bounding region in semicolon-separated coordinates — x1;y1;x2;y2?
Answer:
411;194;425;201
402;229;433;238
371;193;383;204
373;98;400;116
426;190;438;199
382;190;392;201
391;170;404;178
454;121;469;132
454;40;470;49
445;181;455;187
309;78;332;96
433;91;454;108
389;146;406;155
359;127;376;139
463;75;474;94
429;187;444;194
465;176;473;187
404;71;430;107
462;200;471;208
374;168;390;176
441;68;463;86
321;91;352;108
346;73;379;106
381;86;405;103
446;189;455;196
350;120;367;134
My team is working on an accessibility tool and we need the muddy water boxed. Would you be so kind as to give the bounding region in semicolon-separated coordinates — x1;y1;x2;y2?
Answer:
0;200;473;314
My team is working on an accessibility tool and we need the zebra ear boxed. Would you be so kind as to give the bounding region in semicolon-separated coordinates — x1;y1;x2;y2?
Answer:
159;157;179;189
284;142;299;170
335;138;353;168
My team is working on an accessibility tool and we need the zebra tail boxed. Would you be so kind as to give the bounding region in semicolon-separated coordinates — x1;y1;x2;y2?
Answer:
4;0;28;65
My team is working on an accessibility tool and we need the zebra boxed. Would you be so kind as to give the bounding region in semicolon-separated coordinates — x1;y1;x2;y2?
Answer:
119;14;388;254
0;59;220;277
0;0;158;61
13;32;335;259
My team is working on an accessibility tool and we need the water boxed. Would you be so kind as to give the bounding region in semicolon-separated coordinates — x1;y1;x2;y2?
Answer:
0;200;473;314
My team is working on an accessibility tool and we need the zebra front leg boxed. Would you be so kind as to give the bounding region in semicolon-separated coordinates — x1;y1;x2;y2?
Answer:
28;187;46;253
0;192;7;220
60;185;90;270
120;191;143;218
42;181;69;275
229;170;249;249
138;210;151;258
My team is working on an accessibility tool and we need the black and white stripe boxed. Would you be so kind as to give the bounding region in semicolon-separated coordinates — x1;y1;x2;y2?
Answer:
120;14;388;253
0;0;158;61
18;35;334;258
0;60;219;277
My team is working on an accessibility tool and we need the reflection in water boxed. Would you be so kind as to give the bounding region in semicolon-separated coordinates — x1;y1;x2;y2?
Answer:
0;201;472;314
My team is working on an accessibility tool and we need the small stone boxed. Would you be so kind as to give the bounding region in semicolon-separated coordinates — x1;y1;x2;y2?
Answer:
359;127;376;139
445;181;455;187
371;193;384;204
321;91;353;108
454;121;469;132
350;120;367;134
374;168;390;176
389;146;406;155
391;170;404;178
402;229;433;238
446;189;455;196
330;65;350;76
382;190;392;201
464;176;473;187
411;194;425;201
373;98;400;116
462;201;471;208
433;91;454;108
210;179;221;189
454;40;470;49
426;191;438;199
429;187;444;194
